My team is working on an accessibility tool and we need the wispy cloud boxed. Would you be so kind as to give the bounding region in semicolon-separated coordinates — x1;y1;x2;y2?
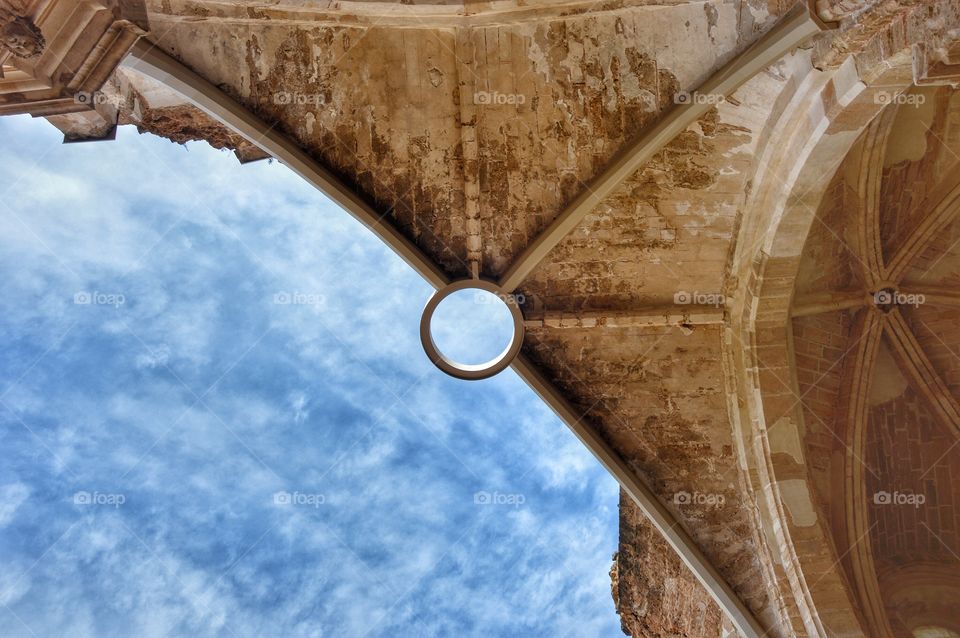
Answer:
0;116;621;637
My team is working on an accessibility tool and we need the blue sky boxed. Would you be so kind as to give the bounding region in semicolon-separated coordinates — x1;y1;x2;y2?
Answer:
0;116;621;637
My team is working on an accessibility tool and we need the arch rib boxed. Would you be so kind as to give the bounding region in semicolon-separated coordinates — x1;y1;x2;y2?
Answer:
885;308;960;440
834;309;891;637
496;4;822;293
511;354;767;638
123;39;450;291
887;179;960;282
122;35;768;638
854;108;897;285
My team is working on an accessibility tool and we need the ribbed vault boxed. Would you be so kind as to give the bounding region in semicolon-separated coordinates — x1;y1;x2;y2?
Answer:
6;0;960;635
790;88;960;637
129;1;960;635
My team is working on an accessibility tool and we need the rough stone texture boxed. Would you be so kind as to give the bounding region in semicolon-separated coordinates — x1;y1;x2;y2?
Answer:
792;310;851;514
521;108;750;311
523;321;776;629
139;0;779;279
867;382;960;565
124;104;270;162
616;491;726;637
5;1;960;636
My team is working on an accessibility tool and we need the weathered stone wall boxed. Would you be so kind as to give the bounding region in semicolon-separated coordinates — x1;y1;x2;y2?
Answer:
614;491;726;637
124;104;269;162
867;386;960;565
524;320;779;631
139;0;780;280
15;0;956;635
521;108;751;311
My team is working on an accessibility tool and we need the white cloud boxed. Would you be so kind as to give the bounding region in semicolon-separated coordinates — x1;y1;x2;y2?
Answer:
0;116;622;638
0;482;29;528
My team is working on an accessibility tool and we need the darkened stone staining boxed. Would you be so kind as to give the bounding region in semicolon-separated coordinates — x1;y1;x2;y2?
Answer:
475;18;681;277
242;26;468;278
522;325;772;619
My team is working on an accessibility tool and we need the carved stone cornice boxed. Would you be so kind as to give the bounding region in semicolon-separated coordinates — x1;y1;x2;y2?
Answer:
0;0;147;140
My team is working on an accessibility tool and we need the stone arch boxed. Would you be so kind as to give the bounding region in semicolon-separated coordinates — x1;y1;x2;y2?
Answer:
725;42;920;638
879;563;960;635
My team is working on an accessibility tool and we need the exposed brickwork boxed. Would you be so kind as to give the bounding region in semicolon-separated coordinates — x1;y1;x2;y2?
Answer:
794;171;859;295
780;60;960;634
791;167;859;515
880;88;960;265
866;385;960;566
904;305;960;403
904;210;960;288
792;311;852;511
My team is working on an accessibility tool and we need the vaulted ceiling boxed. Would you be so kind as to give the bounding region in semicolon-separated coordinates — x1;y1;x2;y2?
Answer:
123;0;960;635
792;87;960;637
4;0;960;636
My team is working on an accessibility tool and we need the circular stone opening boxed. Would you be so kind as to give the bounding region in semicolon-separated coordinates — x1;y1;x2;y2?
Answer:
420;280;525;381
431;289;514;365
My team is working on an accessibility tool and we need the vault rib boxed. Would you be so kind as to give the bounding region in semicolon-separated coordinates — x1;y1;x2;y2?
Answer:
854;107;897;286
496;4;823;293
887;178;960;283
511;353;767;638
123;34;770;638
899;285;960;306
791;290;868;317
833;309;892;637
123;38;451;290
884;308;960;440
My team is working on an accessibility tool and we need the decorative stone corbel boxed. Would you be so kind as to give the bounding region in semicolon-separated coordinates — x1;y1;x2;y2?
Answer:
0;2;44;59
